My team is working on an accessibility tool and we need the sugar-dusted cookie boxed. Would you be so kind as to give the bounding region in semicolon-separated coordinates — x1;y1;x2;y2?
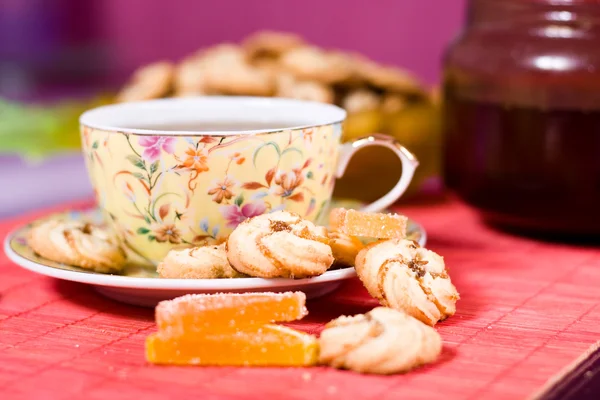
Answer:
328;230;364;267
276;73;334;104
280;47;353;85
355;239;459;325
28;219;126;273
243;30;305;59
116;61;174;102
329;208;407;239
158;243;246;279
226;211;333;278
319;307;442;374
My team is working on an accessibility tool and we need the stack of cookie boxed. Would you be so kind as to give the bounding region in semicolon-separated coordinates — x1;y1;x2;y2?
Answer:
115;31;440;200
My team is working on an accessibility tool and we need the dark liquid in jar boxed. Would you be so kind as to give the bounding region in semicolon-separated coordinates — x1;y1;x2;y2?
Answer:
444;91;600;235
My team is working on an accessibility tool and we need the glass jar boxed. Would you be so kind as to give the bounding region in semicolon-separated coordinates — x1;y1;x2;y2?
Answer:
443;0;600;236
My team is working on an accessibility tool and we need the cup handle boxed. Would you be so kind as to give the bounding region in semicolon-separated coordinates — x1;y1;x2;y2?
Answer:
336;134;419;212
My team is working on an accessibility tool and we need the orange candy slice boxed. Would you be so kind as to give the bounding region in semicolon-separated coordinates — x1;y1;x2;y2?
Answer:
146;324;318;366
155;292;307;336
146;291;317;367
329;208;407;239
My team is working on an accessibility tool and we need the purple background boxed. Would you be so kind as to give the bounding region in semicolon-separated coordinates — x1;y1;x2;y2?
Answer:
0;0;465;90
99;0;465;84
0;0;466;217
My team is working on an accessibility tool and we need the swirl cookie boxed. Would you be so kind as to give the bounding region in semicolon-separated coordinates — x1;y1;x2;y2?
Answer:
319;307;442;374
28;219;126;273
329;208;407;239
328;230;364;267
158;243;246;279
226;211;334;278
116;61;174;102
355;239;459;326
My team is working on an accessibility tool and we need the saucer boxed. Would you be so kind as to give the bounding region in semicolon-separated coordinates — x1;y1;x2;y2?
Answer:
4;202;426;307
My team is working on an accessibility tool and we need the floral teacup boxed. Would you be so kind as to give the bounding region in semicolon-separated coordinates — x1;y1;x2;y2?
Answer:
80;97;418;264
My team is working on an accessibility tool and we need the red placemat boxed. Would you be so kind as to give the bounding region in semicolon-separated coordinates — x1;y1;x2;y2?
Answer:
1;198;599;400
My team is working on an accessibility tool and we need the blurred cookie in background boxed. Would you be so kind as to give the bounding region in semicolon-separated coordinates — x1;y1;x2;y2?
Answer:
279;46;354;85
114;31;442;201
243;31;306;60
276;73;334;104
116;61;174;102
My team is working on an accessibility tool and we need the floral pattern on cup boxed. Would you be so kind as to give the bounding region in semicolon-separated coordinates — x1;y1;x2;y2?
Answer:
81;124;342;263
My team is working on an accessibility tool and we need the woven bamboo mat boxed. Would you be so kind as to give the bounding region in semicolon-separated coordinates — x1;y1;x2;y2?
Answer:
1;199;599;399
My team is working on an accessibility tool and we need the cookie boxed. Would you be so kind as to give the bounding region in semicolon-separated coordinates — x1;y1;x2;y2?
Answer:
328;230;364;267
226;211;333;278
174;44;275;96
341;89;381;113
381;93;408;114
201;43;246;65
28;219;126;273
243;30;305;59
356;59;426;97
329;208;407;239
276;73;334;104
318;307;442;374
355;239;459;326
173;57;208;96
430;85;441;106
196;46;273;96
252;58;283;80
280;46;353;85
116;61;174;102
157;243;247;279
204;62;275;96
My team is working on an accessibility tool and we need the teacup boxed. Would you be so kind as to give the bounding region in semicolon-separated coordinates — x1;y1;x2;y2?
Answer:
80;97;418;264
